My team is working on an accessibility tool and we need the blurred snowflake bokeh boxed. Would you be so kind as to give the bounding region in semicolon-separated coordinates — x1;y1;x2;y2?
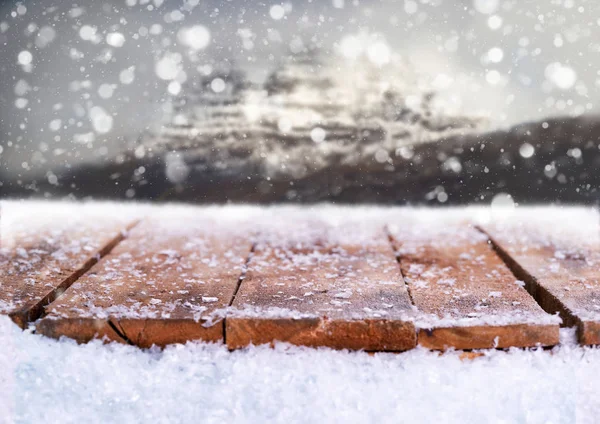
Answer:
1;0;599;203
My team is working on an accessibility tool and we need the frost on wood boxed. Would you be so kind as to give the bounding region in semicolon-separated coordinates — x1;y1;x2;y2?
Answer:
3;202;598;351
227;208;417;351
388;212;560;349
0;201;140;328
481;207;600;345
38;206;255;347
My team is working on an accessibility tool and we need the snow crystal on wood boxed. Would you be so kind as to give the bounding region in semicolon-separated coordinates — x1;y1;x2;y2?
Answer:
37;207;254;347
481;207;600;345
0;201;140;327
227;210;416;351
388;212;560;350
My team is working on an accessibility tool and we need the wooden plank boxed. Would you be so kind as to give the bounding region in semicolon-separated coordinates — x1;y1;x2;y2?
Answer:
226;216;416;351
37;209;253;347
481;208;600;345
388;217;560;350
0;201;139;328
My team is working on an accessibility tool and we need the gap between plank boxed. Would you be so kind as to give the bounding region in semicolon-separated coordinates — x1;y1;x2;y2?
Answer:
223;241;256;345
475;225;576;328
384;226;416;307
12;219;141;328
108;317;134;345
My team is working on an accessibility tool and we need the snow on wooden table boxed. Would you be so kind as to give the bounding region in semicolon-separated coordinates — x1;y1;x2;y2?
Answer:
481;207;600;345
0;201;139;328
1;202;598;351
388;215;559;350
37;208;254;347
227;212;417;351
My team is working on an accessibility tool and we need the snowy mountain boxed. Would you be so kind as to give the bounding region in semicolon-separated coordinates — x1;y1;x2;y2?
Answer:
2;50;599;204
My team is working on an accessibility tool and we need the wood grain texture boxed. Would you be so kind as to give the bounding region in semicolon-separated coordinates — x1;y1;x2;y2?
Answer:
227;217;416;351
37;209;253;347
36;317;223;346
6;203;596;352
418;324;558;350
0;201;139;328
388;218;559;350
481;208;600;345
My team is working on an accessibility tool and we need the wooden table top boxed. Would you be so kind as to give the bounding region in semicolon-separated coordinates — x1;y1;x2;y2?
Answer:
2;201;598;351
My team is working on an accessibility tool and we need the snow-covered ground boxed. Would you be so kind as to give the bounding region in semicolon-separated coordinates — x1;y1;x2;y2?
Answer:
1;316;599;424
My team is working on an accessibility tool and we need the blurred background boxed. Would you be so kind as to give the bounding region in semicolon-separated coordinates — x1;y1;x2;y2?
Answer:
0;0;599;204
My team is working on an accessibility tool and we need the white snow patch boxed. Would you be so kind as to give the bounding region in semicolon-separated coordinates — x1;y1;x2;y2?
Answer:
559;327;578;346
415;311;561;330
224;305;318;321
1;316;600;422
202;297;218;303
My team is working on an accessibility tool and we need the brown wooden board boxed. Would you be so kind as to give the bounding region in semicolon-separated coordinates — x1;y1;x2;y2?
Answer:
226;213;416;351
480;208;600;345
37;208;253;347
388;215;560;350
0;201;139;328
